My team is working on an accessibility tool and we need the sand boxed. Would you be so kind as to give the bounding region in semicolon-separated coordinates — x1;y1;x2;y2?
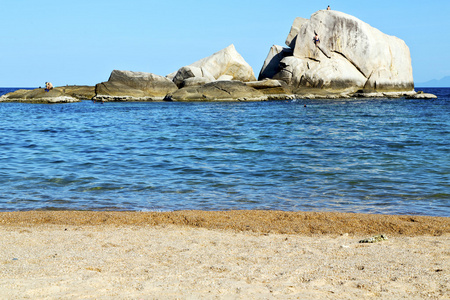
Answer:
0;211;448;299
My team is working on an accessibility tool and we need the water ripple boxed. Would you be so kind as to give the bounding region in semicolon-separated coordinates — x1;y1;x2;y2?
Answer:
0;90;449;216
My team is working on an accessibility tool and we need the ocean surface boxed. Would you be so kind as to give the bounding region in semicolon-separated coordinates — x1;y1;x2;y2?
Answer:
0;87;449;216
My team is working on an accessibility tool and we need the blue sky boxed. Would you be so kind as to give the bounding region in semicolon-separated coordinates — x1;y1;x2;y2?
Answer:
1;0;449;87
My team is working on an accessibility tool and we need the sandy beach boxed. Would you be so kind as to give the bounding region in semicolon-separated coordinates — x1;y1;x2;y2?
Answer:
0;210;448;299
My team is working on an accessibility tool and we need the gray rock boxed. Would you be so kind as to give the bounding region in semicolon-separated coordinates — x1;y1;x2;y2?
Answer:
94;70;178;101
62;85;96;100
179;77;213;88
244;79;293;99
164;81;266;102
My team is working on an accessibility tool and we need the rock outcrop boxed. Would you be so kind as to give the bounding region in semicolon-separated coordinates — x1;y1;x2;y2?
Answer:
260;10;415;95
406;91;438;99
172;66;216;88
64;85;96;100
164;81;265;102
2;10;428;103
94;70;178;101
167;45;257;88
0;86;95;103
244;79;294;100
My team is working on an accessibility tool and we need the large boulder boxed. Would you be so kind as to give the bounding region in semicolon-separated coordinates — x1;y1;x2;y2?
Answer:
167;44;256;88
172;66;215;87
94;70;178;101
0;86;95;103
164;81;265;102
285;17;308;48
273;54;367;91
262;10;414;94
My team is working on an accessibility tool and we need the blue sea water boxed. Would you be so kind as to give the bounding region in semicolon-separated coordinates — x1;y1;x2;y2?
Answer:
0;87;449;216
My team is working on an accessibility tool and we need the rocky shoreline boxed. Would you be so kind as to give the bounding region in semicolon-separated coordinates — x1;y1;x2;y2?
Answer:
1;10;438;103
0;83;434;104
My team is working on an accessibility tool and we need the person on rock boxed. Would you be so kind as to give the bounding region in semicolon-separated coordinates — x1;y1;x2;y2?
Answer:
45;82;53;92
327;5;330;10
313;34;320;46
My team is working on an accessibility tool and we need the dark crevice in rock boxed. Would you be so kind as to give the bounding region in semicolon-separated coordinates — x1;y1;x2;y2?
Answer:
302;76;315;88
299;75;305;86
285;69;294;75
363;71;374;89
306;57;320;62
213;85;232;95
277;62;294;76
317;46;331;58
332;50;367;78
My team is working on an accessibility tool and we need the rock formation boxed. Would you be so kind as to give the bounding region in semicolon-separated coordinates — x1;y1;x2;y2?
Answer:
0;86;95;103
244;79;294;100
167;44;257;88
2;10;429;103
260;10;415;96
94;70;178;101
172;66;216;88
164;81;265;102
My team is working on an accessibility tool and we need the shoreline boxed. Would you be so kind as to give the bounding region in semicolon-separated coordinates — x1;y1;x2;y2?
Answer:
1;210;448;236
1;210;448;298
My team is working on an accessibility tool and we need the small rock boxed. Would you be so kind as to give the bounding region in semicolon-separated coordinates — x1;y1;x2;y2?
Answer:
406;92;437;99
358;234;388;243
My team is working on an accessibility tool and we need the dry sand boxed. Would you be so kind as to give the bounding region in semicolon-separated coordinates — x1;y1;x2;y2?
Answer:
0;210;448;299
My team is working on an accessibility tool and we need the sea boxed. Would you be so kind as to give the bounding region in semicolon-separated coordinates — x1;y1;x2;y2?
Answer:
0;87;448;216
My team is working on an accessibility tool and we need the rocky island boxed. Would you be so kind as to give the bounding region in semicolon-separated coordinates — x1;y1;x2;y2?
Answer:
0;10;437;103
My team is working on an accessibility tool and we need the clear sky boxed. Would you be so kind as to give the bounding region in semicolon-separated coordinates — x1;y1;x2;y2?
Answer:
1;0;449;87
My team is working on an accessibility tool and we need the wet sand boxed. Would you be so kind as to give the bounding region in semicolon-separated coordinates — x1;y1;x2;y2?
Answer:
1;211;448;299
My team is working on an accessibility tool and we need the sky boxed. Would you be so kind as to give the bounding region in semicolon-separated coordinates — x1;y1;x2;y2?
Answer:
1;0;449;87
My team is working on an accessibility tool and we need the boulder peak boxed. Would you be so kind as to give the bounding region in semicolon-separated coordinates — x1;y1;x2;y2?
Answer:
261;10;414;93
94;70;178;101
168;45;256;87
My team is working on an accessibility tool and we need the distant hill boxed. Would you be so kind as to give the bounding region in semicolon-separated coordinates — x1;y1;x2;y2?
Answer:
416;76;450;87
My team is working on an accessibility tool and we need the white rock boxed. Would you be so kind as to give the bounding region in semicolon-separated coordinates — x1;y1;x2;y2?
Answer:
217;75;234;81
406;92;437;99
180;77;213;88
285;17;308;48
291;10;413;91
265;10;414;93
168;44;256;86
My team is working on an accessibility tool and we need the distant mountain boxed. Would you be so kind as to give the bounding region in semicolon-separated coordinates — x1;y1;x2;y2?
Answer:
416;76;450;87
